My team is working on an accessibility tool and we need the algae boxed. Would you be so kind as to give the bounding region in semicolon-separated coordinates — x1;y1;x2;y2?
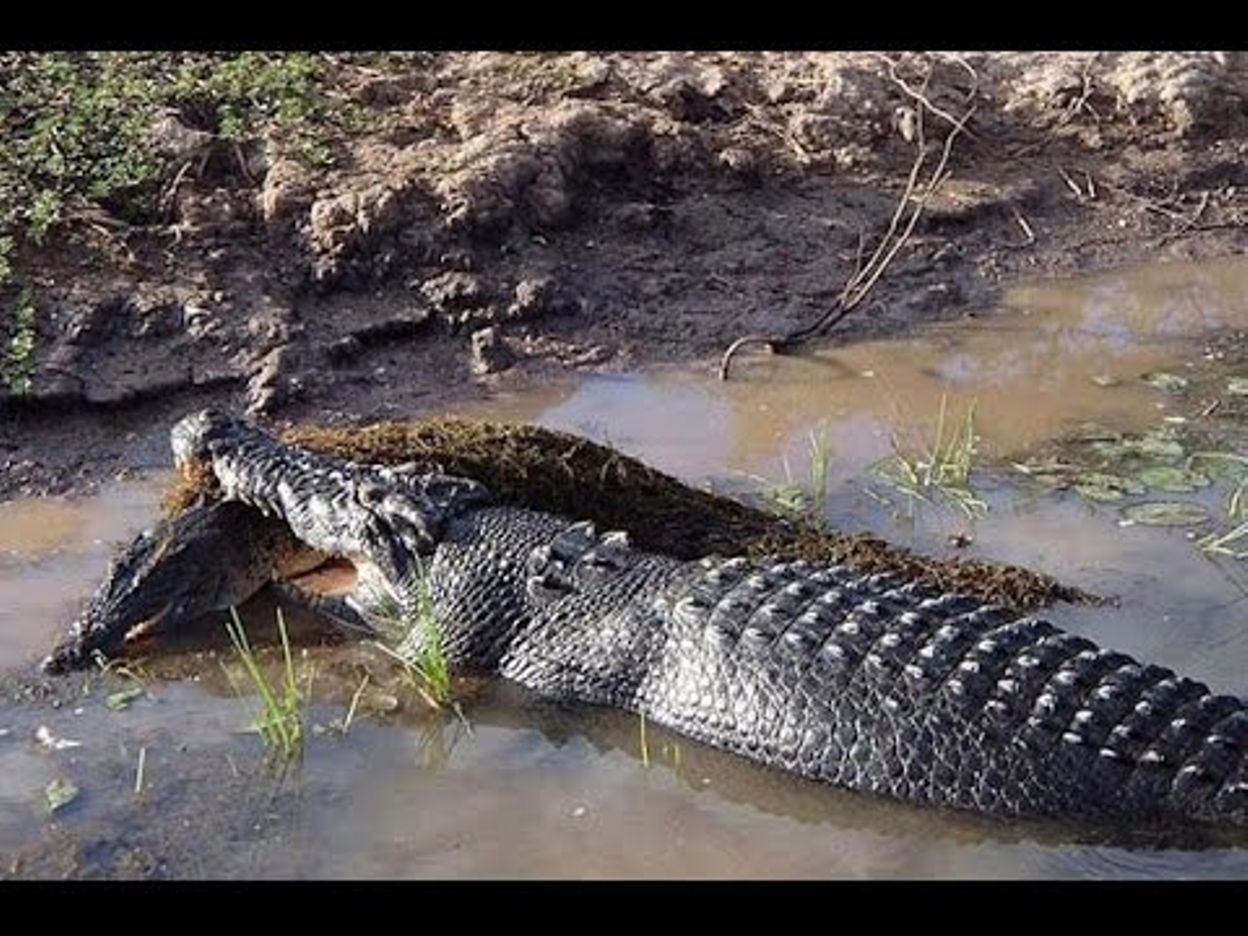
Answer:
163;417;1091;610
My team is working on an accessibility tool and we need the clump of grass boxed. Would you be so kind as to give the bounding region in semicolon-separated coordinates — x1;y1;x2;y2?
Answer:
873;395;986;519
371;560;457;711
224;607;308;761
759;473;808;517
757;422;836;526
0;52;384;257
807;421;833;523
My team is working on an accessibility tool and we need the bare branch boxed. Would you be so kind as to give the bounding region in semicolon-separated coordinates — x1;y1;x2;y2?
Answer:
719;59;977;381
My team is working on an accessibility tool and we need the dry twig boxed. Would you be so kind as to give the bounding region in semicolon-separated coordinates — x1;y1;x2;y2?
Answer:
719;57;975;381
1009;206;1036;245
881;55;980;142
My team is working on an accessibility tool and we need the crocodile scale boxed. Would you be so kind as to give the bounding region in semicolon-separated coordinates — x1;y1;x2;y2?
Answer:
53;410;1248;829
424;505;1248;827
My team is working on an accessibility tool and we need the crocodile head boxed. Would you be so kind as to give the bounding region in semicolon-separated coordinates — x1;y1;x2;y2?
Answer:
170;408;249;470
44;410;495;672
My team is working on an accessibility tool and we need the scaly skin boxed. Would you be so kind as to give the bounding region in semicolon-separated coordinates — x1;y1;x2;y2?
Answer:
44;411;1248;829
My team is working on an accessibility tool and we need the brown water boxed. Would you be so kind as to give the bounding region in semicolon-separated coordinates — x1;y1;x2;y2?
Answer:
3;256;1248;878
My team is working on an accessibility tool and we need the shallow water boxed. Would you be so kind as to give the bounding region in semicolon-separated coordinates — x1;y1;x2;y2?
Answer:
3;256;1248;878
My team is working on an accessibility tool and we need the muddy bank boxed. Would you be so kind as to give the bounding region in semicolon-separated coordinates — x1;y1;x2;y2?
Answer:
3;52;1248;499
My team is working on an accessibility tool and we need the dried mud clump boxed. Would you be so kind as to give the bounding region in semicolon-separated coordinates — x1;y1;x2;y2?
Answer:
1001;52;1247;142
164;417;1090;611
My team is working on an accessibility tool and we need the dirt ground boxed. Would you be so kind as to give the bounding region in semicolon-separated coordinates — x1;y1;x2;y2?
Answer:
3;51;1248;500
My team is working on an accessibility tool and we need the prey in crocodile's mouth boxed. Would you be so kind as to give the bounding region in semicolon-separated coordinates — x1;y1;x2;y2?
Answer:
279;556;359;597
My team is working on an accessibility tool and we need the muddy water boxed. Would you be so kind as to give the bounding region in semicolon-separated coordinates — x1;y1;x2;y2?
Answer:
4;257;1248;878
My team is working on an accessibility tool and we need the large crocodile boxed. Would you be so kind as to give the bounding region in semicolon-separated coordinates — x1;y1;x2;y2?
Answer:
43;409;1248;830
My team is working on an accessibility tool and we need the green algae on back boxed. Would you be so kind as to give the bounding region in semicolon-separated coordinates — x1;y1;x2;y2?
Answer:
163;416;1089;611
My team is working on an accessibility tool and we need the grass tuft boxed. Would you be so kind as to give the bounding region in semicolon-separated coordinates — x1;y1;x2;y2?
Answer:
371;559;457;711
873;394;986;519
757;422;835;526
224;607;307;761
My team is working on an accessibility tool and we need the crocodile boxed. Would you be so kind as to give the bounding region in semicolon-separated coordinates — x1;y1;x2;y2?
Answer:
43;409;1248;830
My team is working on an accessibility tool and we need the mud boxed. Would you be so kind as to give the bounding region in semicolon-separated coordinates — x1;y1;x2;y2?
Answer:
3;52;1248;501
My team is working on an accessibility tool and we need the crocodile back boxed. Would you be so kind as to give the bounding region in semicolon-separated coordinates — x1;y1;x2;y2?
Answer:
645;557;1248;826
436;508;1248;828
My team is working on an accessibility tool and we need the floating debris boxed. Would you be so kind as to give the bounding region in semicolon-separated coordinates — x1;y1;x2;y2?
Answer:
1141;372;1190;394
1121;502;1210;527
35;725;81;750
105;687;146;711
134;746;147;796
44;778;79;813
1198;522;1248;559
1091;374;1122;388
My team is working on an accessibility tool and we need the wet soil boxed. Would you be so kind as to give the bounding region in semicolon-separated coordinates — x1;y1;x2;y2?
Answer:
4;52;1248;501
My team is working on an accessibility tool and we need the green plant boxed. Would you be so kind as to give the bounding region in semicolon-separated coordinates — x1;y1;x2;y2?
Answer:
807;422;834;525
223;607;307;761
0;52;389;259
371;560;457;710
759;473;808;517
3;287;37;395
873;395;986;519
756;422;836;525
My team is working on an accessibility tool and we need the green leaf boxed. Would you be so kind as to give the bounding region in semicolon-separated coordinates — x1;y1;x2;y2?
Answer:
44;777;79;813
1121;502;1209;527
1073;471;1145;502
1133;465;1211;493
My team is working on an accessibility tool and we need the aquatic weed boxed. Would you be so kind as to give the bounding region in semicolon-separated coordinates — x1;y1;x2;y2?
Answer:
223;607;307;761
757;422;835;527
807;421;834;526
873;394;986;519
